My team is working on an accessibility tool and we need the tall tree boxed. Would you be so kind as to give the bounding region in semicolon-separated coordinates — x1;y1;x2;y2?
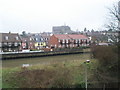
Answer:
84;28;87;32
105;1;120;31
22;31;27;36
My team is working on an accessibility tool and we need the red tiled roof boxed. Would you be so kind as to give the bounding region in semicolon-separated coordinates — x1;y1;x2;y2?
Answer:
54;34;71;39
54;34;88;39
68;34;88;39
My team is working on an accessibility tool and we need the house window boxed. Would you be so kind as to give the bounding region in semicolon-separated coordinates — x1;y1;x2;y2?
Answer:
41;42;43;46
70;44;72;47
59;45;61;47
76;39;78;43
9;48;11;51
76;44;78;47
4;42;7;45
5;36;8;40
67;44;68;47
63;39;65;43
66;39;68;43
79;39;81;43
83;39;86;43
41;38;43;41
86;39;87;43
16;37;19;40
14;42;18;46
30;38;32;41
55;44;57;48
62;44;65;47
22;43;26;48
58;39;60;42
44;38;46;41
36;38;38;41
8;43;12;46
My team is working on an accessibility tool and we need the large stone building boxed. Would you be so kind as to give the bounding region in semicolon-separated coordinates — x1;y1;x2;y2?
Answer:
52;25;74;34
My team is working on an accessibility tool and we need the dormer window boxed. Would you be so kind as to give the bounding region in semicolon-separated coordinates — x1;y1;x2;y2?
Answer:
41;38;43;41
39;38;41;41
5;36;8;40
16;36;19;40
30;38;32;41
36;38;38;41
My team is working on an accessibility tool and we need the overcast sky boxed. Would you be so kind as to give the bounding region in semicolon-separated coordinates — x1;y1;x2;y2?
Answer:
0;0;118;34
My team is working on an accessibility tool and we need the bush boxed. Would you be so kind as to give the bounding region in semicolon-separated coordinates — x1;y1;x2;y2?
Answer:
90;45;119;88
91;45;118;70
7;67;74;88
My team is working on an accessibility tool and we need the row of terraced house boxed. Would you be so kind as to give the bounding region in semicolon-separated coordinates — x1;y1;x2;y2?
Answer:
0;32;91;52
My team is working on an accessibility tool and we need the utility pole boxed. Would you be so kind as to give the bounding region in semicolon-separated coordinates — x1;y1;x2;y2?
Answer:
85;63;87;90
84;60;90;90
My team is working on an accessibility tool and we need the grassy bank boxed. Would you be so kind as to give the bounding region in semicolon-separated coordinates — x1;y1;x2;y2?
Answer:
2;46;118;88
2;53;96;88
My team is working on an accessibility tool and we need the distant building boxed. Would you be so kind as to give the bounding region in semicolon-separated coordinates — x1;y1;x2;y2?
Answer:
32;34;46;49
0;33;22;52
49;34;90;48
40;33;50;48
98;43;108;46
20;35;35;50
52;25;74;34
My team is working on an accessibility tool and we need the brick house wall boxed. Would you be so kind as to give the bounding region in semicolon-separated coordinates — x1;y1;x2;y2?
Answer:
49;34;90;49
49;35;59;48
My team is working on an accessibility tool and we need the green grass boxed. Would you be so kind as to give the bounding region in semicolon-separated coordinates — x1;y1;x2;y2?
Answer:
0;68;2;88
2;53;95;88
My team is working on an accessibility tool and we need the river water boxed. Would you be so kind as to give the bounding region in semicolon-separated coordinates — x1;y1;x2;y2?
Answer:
2;53;90;68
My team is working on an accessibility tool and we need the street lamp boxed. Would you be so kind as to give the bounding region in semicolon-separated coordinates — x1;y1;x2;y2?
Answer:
84;59;90;90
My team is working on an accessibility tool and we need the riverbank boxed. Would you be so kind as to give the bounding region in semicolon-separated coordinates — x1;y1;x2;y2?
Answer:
2;53;91;68
1;48;91;60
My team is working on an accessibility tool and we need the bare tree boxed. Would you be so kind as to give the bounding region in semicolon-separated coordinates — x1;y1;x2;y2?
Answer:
105;1;120;31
